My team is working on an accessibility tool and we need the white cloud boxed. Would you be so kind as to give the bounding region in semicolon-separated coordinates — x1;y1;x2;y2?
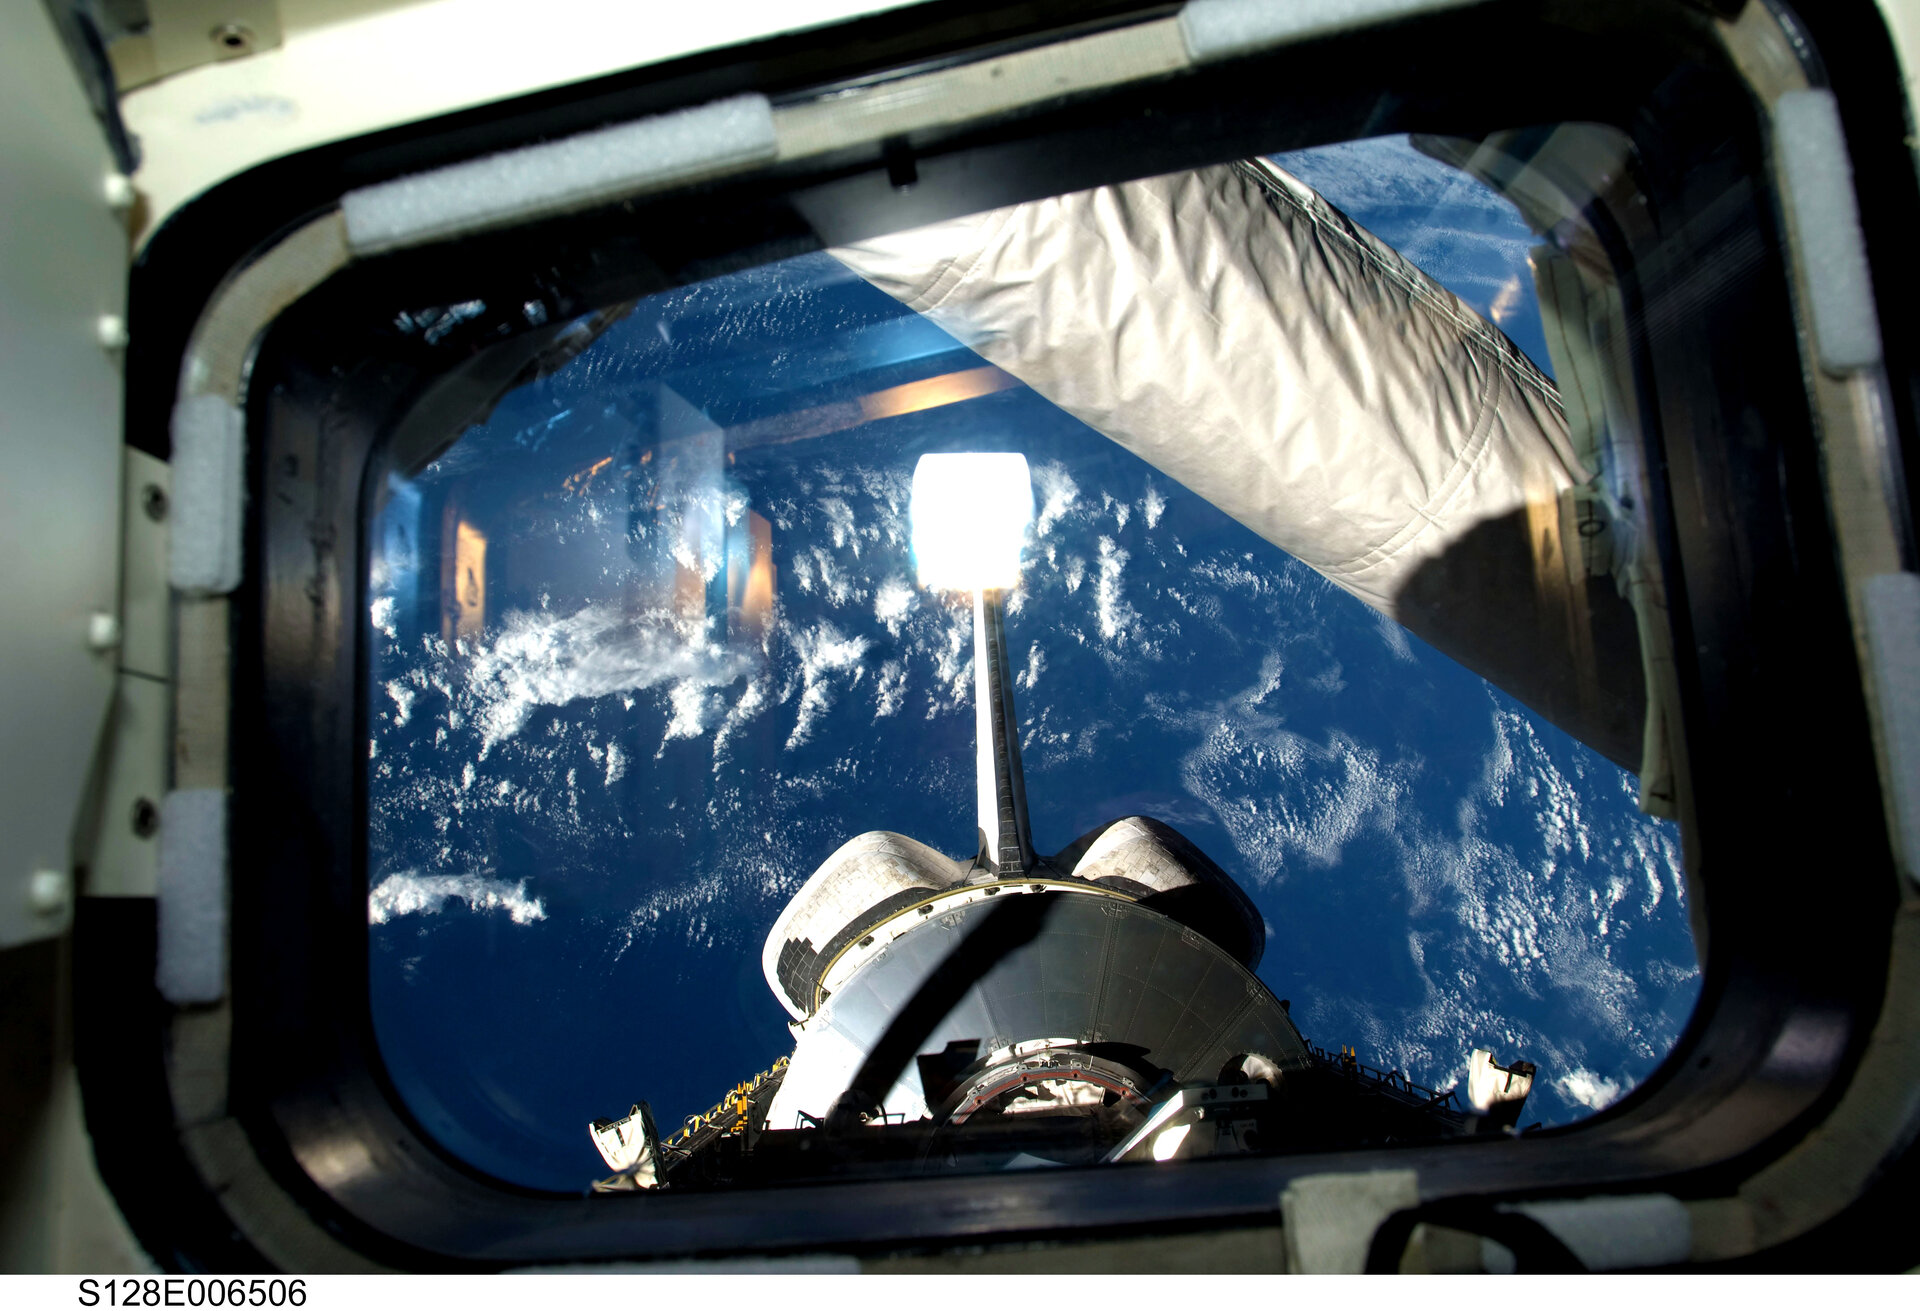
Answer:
1308;661;1346;695
1093;536;1139;643
1555;1067;1624;1111
873;576;916;636
658;681;714;755
906;603;975;720
874;659;908;718
461;604;750;756
1190;559;1267;596
784;621;871;749
1181;709;1406;886
1016;641;1045;692
819;497;859;554
613;870;729;959
1238;650;1283;710
368;871;546;926
1034;460;1079;538
386;680;415;727
811;547;866;608
1142;481;1167;530
1063;555;1086;594
1374;611;1415;663
1489;273;1525;326
669;520;722;584
711;675;770;765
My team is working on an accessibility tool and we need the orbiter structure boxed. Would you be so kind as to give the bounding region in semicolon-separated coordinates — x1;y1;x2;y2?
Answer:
591;455;1533;1190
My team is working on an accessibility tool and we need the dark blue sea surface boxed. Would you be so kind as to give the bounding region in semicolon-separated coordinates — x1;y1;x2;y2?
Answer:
366;138;1699;1191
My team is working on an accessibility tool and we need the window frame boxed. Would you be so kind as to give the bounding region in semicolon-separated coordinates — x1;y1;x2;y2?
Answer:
84;0;1920;1269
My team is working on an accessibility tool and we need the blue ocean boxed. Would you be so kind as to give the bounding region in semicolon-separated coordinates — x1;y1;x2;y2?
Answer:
365;137;1700;1191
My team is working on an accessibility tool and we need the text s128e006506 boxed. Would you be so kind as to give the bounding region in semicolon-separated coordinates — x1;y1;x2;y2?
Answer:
78;1281;308;1308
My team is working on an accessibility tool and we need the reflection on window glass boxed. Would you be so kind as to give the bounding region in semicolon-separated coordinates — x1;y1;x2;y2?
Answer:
1270;136;1554;380
367;135;1699;1191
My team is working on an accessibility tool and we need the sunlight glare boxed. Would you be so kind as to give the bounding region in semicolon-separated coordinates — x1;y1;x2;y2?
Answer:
909;452;1034;591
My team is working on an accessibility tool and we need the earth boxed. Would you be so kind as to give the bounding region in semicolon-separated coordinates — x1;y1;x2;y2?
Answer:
365;136;1701;1192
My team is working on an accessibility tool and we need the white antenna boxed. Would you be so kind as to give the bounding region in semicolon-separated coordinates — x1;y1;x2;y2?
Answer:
909;453;1036;874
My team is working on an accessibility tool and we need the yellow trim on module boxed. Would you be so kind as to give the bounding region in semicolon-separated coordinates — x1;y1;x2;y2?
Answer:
667;1055;791;1148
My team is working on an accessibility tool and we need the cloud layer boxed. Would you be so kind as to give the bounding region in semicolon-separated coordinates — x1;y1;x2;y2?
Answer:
368;871;547;926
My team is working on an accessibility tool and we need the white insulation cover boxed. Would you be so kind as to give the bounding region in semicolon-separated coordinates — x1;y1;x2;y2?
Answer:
1179;0;1477;63
1774;89;1883;374
834;159;1579;621
157;788;227;1004
168;394;245;594
342;93;777;255
832;161;1624;760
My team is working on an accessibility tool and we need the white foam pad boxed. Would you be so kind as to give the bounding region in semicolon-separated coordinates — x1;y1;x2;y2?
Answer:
157;788;226;1005
1775;89;1883;373
342;93;778;255
1866;573;1920;885
1512;1195;1691;1271
168;394;245;594
1179;0;1477;62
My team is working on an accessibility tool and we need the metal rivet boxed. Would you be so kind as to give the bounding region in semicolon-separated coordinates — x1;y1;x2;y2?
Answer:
103;173;136;212
97;315;129;351
87;612;121;651
131;797;161;839
141;483;169;522
29;869;69;915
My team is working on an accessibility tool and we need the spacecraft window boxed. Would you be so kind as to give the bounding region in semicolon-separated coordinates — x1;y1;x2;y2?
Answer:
90;0;1903;1268
358;132;1700;1192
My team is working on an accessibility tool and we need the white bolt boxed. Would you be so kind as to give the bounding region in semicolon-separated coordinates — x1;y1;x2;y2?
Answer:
97;314;130;350
104;173;136;212
88;611;121;651
29;869;69;915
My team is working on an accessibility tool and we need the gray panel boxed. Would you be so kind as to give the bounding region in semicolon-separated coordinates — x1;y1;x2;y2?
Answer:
0;4;128;946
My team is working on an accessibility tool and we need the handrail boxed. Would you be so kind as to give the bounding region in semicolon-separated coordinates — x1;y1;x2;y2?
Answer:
1305;1041;1462;1112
